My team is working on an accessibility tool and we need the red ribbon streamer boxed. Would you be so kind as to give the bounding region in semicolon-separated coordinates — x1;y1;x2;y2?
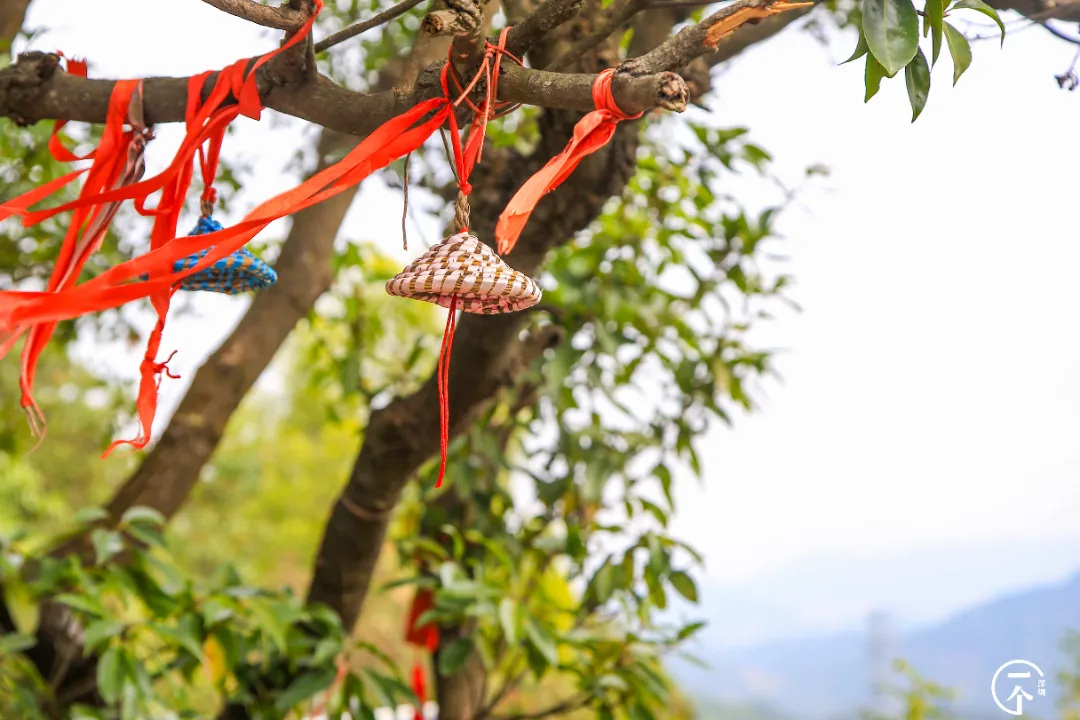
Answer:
430;32;519;488
0;103;454;451
493;68;642;256
0;75;147;442
405;588;438;720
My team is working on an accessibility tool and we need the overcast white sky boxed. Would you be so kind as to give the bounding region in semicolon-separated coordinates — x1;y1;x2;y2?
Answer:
17;1;1080;628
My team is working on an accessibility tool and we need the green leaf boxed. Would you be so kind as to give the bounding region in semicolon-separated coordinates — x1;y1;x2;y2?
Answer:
73;507;109;525
864;52;887;102
861;0;919;75
904;47;931;122
498;598;520;645
119;506;166;528
54;593;107;617
676;621;707;641
0;633;36;655
96;646;126;704
591;561;616;605
90;529;124;565
669;571;699;603
925;0;944;64
177;615;205;660
944;22;972;85
951;0;1004;45
437;637;473;677
83;619;125;653
841;29;870;65
524;620;559;667
275;667;339;712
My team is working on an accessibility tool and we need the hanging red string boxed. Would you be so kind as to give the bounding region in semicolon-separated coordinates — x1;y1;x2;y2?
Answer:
493;67;643;256
430;29;520;488
404;587;439;720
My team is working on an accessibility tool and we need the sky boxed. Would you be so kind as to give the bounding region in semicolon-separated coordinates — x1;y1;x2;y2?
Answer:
15;0;1080;637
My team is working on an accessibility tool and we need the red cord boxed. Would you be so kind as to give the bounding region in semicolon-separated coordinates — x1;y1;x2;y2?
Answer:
436;295;459;489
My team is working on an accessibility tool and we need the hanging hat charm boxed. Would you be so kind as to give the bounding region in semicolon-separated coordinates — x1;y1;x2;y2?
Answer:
386;39;542;489
386;232;541;315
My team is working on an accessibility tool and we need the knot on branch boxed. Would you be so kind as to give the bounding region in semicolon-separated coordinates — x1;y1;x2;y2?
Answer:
654;71;689;112
1;52;61;126
422;0;484;36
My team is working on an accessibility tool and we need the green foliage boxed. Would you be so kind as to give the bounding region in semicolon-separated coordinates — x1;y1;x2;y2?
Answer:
1059;631;1080;720
861;659;958;720
844;0;1004;119
0;507;415;720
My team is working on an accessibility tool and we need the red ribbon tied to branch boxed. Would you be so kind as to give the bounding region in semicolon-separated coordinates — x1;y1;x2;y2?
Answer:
493;68;642;256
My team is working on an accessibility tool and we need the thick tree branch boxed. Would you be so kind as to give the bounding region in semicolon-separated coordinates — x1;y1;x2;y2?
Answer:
0;52;688;131
199;0;310;30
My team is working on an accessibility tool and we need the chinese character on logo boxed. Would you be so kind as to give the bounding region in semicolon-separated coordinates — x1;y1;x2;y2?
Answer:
991;660;1046;716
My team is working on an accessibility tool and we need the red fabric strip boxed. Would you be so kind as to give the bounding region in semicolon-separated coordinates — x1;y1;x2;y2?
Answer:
404;587;440;651
494;68;642;256
2;1;325;449
8;79;146;439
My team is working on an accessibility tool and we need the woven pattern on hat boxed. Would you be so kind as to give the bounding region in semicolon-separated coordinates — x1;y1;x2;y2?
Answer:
386;233;541;314
173;216;278;295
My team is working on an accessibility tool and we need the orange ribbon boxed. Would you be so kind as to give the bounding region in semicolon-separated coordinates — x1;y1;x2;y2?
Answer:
494;68;642;256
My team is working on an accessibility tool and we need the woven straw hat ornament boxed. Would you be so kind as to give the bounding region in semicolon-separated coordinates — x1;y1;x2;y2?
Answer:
386;38;542;489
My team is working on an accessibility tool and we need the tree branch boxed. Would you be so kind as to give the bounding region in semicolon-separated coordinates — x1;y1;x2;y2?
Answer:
620;0;814;76
199;0;310;30
545;0;650;71
0;51;688;132
503;0;586;57
0;0;31;49
488;693;593;720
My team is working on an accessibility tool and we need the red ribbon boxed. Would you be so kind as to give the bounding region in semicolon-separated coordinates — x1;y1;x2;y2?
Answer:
0;74;147;442
405;588;438;720
430;32;520;488
494;68;642;256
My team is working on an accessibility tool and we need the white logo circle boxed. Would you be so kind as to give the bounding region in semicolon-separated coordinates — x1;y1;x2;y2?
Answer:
991;660;1044;716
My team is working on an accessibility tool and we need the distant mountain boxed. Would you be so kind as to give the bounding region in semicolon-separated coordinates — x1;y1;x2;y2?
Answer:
670;570;1080;719
684;535;1080;645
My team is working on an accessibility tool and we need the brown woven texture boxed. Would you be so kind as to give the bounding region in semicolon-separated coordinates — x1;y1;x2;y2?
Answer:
386;232;542;314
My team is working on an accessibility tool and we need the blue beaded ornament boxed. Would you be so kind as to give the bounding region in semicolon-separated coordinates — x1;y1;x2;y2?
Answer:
173;215;277;295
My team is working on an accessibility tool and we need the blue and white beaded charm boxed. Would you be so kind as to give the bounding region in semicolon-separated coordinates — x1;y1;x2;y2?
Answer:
173;215;277;295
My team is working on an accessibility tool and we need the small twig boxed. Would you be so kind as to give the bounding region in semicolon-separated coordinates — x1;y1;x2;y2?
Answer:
546;0;648;71
488;693;593;720
402;152;412;250
198;0;308;30
1037;18;1080;45
644;0;721;8
313;0;429;53
504;0;585;57
620;0;813;76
